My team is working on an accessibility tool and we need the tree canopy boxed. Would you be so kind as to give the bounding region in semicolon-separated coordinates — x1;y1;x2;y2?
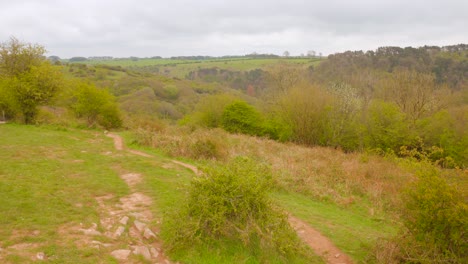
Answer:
0;37;62;123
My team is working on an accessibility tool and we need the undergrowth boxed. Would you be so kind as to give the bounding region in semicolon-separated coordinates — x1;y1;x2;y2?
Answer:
368;164;467;263
161;157;316;263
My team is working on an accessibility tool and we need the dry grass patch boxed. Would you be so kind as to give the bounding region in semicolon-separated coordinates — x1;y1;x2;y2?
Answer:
134;126;414;216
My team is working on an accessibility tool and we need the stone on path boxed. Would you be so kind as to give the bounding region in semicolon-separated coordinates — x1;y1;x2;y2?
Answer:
143;227;157;240
119;216;129;225
114;226;125;238
111;249;131;260
134;220;146;232
132;245;151;260
79;228;102;236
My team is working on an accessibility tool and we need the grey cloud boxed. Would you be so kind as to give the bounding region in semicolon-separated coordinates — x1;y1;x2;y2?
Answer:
0;0;466;57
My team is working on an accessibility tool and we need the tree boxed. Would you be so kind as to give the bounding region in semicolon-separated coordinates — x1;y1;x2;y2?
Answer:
382;69;440;123
282;51;290;57
276;84;332;145
0;37;62;123
12;62;63;123
70;82;121;128
0;37;45;77
266;63;304;95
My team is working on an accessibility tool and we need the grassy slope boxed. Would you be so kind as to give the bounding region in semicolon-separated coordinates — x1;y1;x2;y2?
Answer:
0;124;191;263
70;57;323;79
1;124;398;263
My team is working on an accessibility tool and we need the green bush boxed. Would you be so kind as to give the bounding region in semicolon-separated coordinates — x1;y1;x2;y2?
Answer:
369;165;467;263
162;157;311;261
97;103;122;129
221;100;263;136
402;166;467;260
364;100;411;152
261;117;292;141
70;81;122;129
183;94;238;128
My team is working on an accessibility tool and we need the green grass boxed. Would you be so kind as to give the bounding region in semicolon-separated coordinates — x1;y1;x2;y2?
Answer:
69;57;324;79
0;124;130;262
273;191;398;262
0;125;322;263
0;124;397;263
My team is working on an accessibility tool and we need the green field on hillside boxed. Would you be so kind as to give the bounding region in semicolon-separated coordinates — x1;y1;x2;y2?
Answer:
0;124;400;263
67;57;323;78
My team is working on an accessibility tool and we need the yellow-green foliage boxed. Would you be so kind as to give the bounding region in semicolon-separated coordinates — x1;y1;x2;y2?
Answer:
402;166;467;261
162;157;310;261
221;100;264;136
0;38;63;123
371;164;467;263
69;81;122;129
183;94;238;128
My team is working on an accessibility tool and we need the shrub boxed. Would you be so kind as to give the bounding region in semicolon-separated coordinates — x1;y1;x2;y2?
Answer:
162;157;310;261
221;100;263;136
364;100;411;152
183;94;238;128
190;138;225;160
70;82;122;129
402;166;467;260
372;165;467;263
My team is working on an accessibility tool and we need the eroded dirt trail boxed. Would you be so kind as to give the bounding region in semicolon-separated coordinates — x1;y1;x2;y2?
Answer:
107;133;353;264
289;216;353;264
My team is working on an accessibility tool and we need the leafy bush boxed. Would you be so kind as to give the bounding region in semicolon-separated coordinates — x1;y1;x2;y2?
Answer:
221;100;263;136
364;100;411;152
70;81;122;129
182;94;238;128
162;157;311;261
261;117;292;141
371;165;467;263
403;167;467;260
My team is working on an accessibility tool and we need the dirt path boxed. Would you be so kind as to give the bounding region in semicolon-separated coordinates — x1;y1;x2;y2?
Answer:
106;133;353;264
289;216;353;264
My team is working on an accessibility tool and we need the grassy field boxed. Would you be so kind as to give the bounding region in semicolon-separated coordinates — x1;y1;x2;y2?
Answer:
1;124;400;263
0;124;192;263
68;57;323;79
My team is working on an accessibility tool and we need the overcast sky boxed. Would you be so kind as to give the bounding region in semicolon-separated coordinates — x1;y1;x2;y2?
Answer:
1;0;466;58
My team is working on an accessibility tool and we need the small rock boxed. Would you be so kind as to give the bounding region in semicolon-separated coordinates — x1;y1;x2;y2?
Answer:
114;226;125;238
111;249;131;260
133;246;151;260
79;228;102;236
32;230;41;236
150;247;159;258
143;228;156;240
134;220;146;232
335;253;341;258
119;216;129;225
36;252;46;260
